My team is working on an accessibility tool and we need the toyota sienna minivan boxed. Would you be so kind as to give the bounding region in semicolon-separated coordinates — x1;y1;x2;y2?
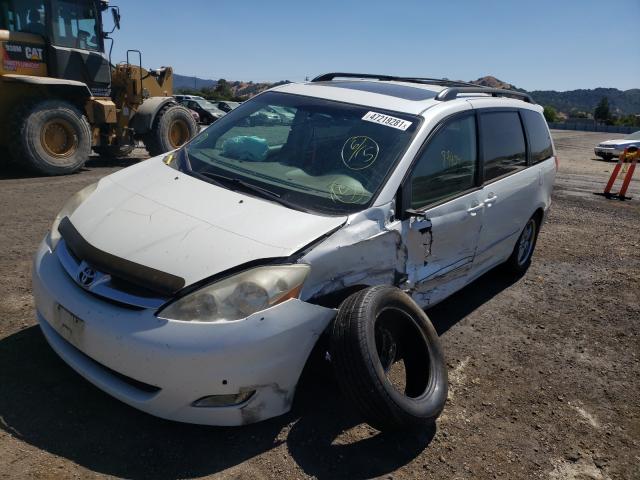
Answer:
33;73;556;431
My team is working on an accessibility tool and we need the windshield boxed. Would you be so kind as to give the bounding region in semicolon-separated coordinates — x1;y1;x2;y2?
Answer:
182;91;419;215
624;131;640;140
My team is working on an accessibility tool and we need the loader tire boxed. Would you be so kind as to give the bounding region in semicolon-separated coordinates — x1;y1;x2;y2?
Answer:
9;99;91;175
143;104;197;157
330;286;448;431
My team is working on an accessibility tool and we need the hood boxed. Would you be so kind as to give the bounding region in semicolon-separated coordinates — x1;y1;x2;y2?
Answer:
600;139;640;147
69;157;346;287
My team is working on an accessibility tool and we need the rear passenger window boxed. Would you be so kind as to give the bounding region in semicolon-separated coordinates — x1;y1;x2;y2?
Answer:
481;111;526;182
522;110;553;163
410;115;477;208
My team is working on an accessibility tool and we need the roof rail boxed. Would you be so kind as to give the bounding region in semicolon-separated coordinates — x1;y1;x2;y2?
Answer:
436;87;535;103
310;72;476;88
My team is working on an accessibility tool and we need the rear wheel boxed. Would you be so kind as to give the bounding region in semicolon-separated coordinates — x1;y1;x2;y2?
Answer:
143;104;197;157
504;214;540;274
9;99;91;175
330;286;448;431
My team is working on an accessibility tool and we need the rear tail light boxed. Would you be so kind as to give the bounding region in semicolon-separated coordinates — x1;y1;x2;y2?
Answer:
554;155;559;170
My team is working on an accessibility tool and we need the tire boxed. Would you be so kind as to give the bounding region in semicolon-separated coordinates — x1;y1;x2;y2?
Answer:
0;146;15;165
330;286;448;431
93;144;135;158
9;99;91;175
143;104;198;157
504;214;540;274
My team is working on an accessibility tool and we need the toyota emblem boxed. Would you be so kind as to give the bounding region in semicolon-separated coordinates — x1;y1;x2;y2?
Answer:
77;265;96;287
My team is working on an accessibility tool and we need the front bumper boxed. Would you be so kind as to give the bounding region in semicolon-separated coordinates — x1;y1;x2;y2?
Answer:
595;147;620;158
32;237;336;426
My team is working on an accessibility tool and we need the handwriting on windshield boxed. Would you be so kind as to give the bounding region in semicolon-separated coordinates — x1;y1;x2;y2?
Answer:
341;136;379;170
329;181;367;204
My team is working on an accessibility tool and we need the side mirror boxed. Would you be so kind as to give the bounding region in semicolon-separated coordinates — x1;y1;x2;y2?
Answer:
111;7;121;30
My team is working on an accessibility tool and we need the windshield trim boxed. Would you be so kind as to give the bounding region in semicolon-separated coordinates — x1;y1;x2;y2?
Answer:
624;131;640;140
181;90;423;216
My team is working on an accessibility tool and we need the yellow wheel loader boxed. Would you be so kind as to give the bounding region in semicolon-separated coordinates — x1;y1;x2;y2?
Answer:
0;0;197;175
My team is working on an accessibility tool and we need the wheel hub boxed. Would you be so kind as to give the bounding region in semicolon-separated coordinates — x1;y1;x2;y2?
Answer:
169;119;189;148
517;219;536;266
41;119;78;158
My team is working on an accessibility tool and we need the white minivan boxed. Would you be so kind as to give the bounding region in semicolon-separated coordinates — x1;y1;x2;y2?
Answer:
32;73;556;431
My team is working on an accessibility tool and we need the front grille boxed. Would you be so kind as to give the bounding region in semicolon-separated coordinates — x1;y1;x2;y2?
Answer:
56;239;167;310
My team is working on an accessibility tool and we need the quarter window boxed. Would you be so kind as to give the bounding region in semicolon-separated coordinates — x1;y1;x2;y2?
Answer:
409;115;477;208
522;110;553;163
481;111;526;182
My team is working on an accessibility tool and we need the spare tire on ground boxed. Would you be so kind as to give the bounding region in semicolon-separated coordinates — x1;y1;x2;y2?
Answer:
330;285;448;431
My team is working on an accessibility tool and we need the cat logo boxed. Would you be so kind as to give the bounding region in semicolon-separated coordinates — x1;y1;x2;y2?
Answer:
24;47;43;61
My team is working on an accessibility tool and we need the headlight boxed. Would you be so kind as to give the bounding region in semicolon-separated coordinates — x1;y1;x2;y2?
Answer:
158;264;310;322
50;182;98;249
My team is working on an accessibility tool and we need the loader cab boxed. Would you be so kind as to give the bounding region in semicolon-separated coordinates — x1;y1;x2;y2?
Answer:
0;0;111;94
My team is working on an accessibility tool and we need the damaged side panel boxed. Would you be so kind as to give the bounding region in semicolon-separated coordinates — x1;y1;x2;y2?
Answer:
301;189;486;311
300;203;407;301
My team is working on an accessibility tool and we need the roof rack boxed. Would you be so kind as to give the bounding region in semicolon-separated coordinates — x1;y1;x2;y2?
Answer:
310;72;476;88
435;86;534;103
310;72;535;104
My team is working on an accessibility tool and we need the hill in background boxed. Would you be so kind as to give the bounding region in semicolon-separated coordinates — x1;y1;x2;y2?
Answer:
471;76;639;116
174;73;640;117
173;74;217;90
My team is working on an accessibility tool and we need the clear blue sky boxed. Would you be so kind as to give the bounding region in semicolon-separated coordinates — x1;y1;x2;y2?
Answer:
105;0;639;91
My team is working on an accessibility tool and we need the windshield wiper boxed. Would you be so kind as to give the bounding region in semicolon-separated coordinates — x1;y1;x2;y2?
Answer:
196;171;308;213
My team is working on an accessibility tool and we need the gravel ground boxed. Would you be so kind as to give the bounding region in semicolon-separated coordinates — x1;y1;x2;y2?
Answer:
0;130;638;480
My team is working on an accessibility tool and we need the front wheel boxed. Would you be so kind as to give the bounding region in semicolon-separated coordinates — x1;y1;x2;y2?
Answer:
9;99;91;175
330;286;448;431
143;104;198;157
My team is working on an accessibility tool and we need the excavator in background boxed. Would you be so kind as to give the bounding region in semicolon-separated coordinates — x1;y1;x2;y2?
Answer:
0;0;197;175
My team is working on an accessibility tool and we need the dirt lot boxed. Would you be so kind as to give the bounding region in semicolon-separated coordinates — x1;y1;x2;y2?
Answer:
0;131;638;480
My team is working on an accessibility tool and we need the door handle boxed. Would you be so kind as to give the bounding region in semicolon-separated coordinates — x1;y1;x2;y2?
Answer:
484;193;498;207
467;203;483;216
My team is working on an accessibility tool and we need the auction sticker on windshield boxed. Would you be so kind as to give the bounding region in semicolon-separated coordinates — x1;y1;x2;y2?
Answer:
362;111;412;131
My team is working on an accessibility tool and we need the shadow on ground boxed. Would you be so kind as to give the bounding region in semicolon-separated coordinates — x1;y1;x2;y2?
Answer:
427;267;523;335
0;154;141;180
0;269;518;479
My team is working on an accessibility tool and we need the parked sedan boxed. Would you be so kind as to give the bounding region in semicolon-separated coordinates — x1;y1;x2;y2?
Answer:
216;101;241;113
180;99;226;125
247;108;281;126
595;131;640;160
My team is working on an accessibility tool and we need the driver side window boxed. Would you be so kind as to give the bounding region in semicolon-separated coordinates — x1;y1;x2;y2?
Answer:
409;114;478;209
51;0;100;50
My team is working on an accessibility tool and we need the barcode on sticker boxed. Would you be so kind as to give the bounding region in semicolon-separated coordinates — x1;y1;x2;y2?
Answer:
362;111;412;131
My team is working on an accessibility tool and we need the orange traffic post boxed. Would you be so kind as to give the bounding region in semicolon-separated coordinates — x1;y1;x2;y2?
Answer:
618;151;638;199
600;146;639;200
603;150;627;196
